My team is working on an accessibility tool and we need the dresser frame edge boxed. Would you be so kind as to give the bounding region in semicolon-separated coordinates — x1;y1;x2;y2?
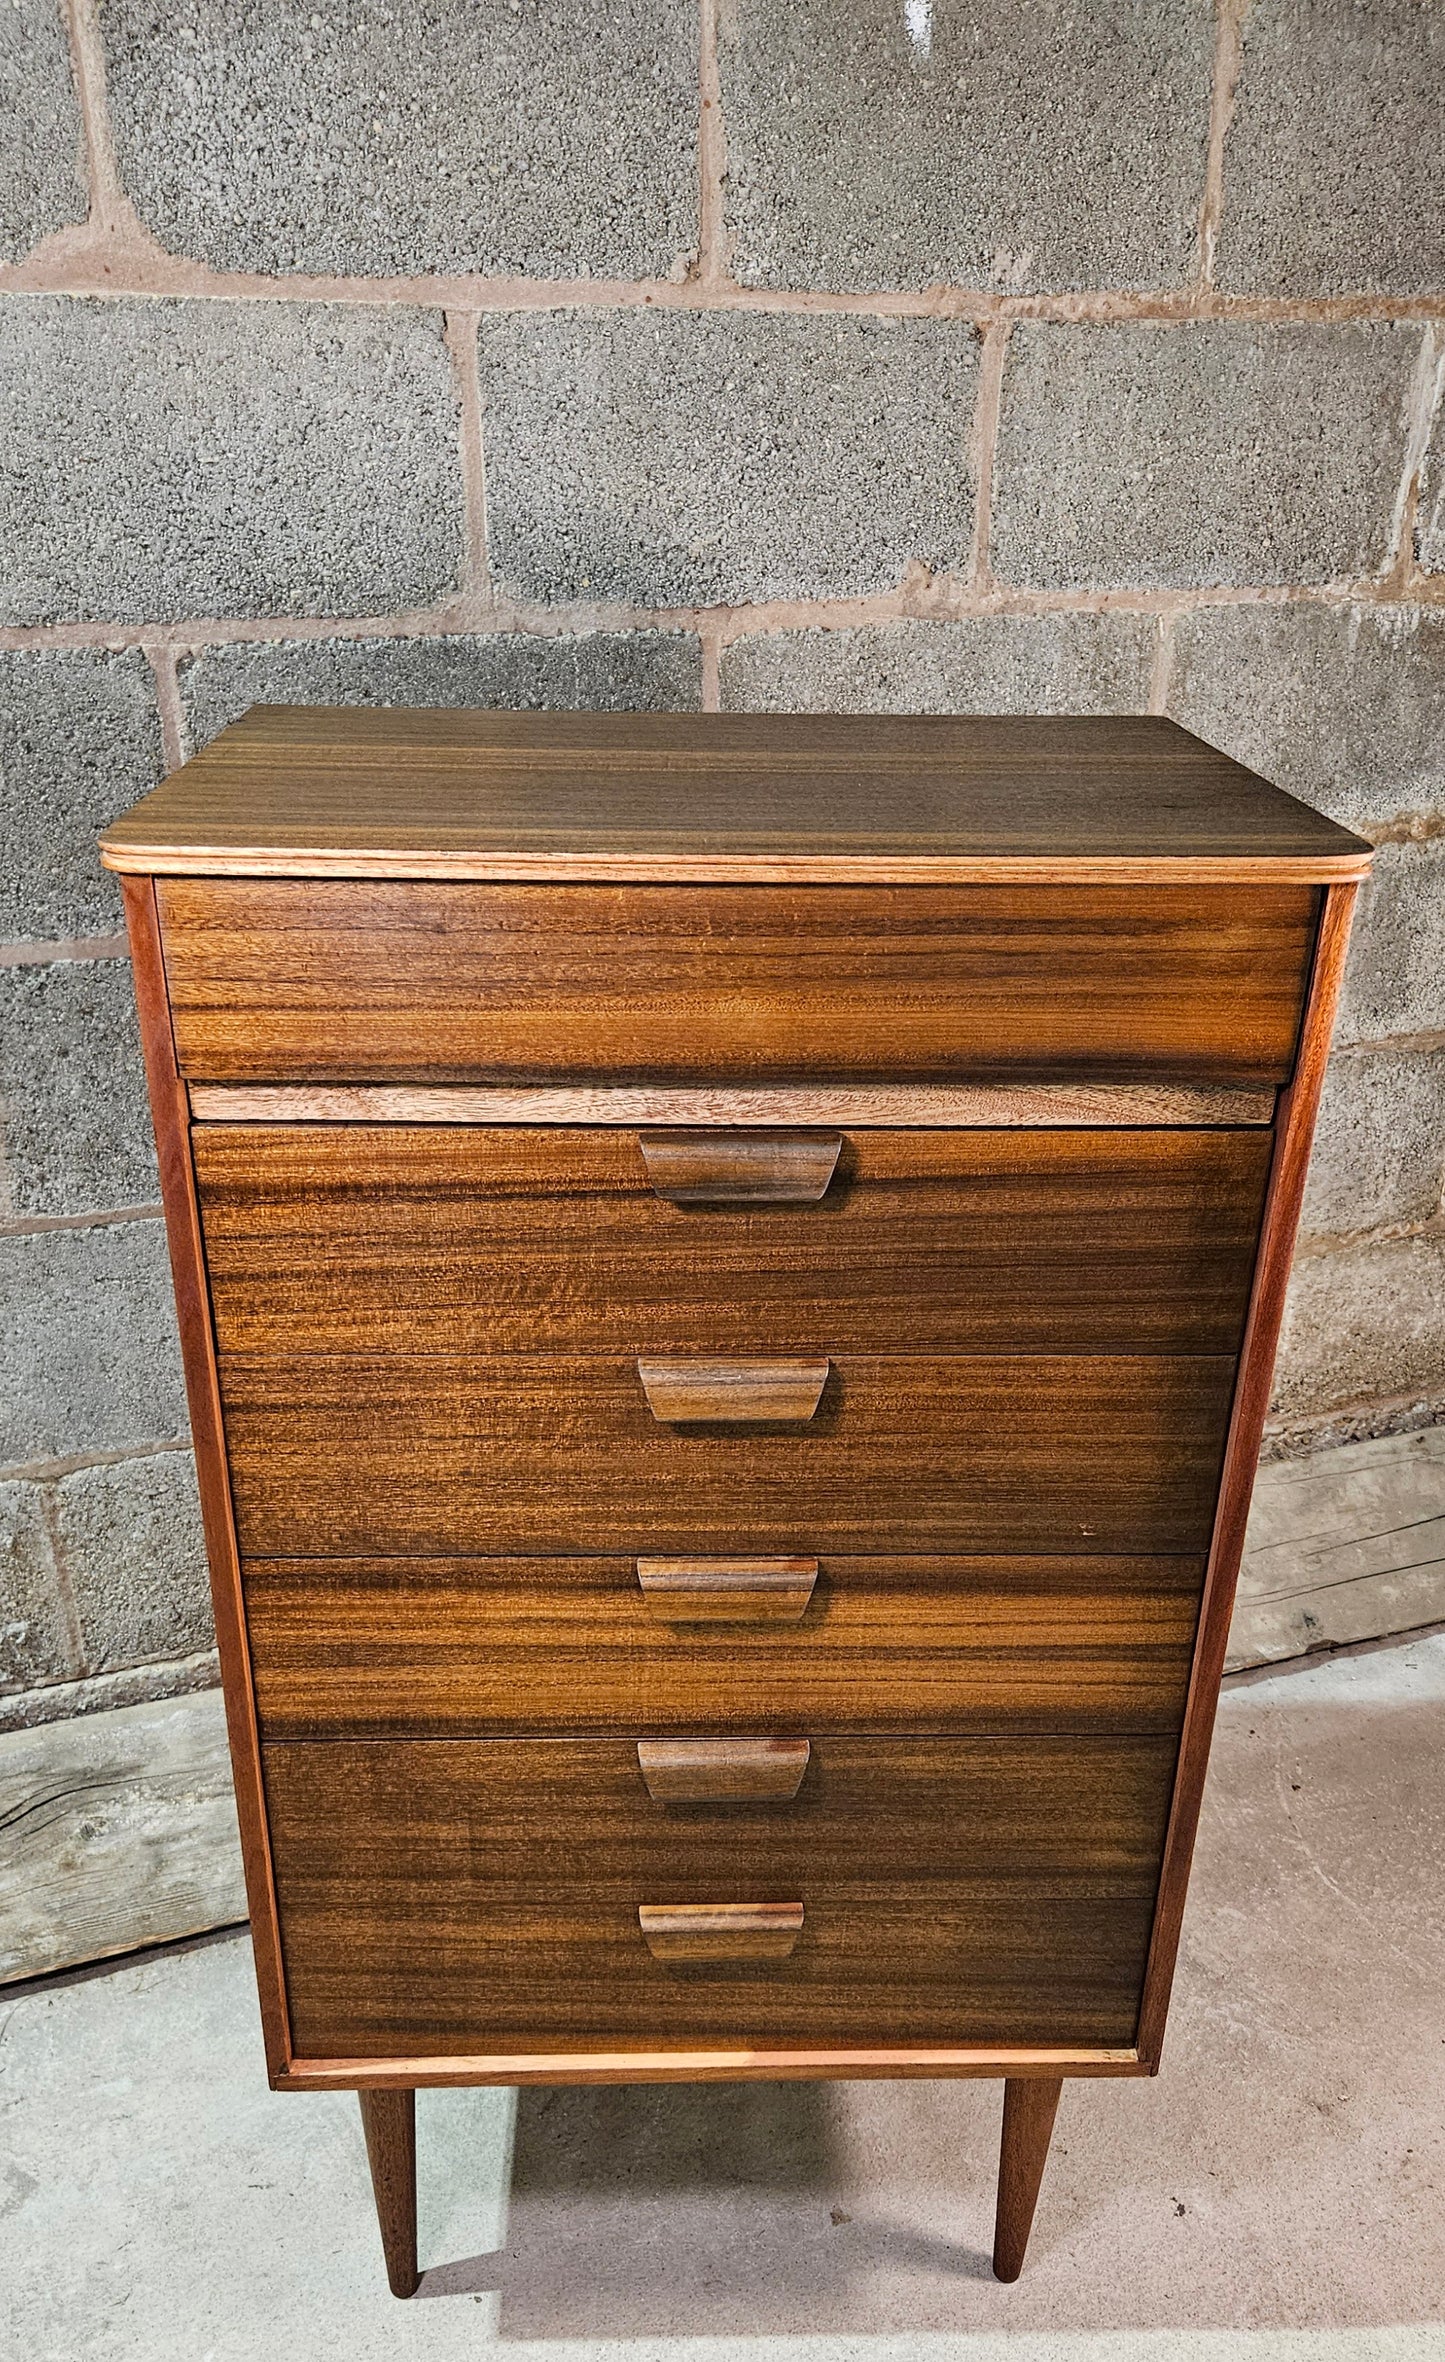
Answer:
275;2045;1146;2091
1135;878;1359;2070
121;872;293;2080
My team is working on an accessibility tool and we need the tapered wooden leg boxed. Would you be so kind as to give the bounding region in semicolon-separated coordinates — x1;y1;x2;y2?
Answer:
359;2089;419;2297
992;2076;1062;2282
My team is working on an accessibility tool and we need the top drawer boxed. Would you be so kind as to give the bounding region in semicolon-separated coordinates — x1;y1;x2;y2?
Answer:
155;879;1318;1085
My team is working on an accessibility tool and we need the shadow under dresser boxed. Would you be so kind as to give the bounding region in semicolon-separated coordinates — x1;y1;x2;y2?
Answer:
100;707;1371;2291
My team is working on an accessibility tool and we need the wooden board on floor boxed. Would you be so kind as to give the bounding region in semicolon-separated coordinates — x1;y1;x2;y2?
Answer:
0;1690;246;1984
1230;1426;1445;1669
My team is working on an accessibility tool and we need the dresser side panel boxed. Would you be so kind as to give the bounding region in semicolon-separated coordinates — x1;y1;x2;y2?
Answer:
119;873;291;2078
1136;881;1360;2066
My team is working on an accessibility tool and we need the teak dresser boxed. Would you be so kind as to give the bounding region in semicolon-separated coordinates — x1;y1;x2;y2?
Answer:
102;709;1370;2292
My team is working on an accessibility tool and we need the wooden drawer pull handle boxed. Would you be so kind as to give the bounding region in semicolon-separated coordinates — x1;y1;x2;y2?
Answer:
640;1130;842;1203
637;1356;829;1424
637;1557;819;1623
637;1737;811;1804
638;1902;804;1963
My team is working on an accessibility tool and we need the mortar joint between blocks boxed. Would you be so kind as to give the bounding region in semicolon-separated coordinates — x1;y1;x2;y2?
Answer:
36;1483;88;1683
1194;0;1253;292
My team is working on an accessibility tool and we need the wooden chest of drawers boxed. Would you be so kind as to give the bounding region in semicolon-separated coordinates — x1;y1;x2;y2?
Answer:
102;708;1369;2292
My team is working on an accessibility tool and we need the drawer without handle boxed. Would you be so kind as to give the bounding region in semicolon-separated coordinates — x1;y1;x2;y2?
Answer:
157;878;1318;1084
194;1124;1272;1359
264;1733;1177;2058
244;1553;1202;1741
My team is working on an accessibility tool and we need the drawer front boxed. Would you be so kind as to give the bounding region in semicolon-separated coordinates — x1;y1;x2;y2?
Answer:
245;1552;1203;1741
157;879;1317;1084
265;1735;1177;2056
221;1352;1235;1557
197;1125;1271;1358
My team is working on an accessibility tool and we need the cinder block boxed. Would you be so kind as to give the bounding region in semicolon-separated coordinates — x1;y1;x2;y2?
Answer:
1169;602;1445;833
0;1480;76;1695
178;630;702;754
1335;841;1445;1046
1301;1047;1445;1237
479;309;976;606
0;959;156;1219
1219;0;1445;294
0;1;87;262
722;0;1214;292
0;296;463;625
56;1452;211;1675
103;0;697;279
720;613;1157;713
0;1221;188;1466
0;650;163;942
992;322;1416;590
1274;1231;1445;1420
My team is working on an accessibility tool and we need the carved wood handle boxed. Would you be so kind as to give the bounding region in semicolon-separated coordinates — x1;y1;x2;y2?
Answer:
637;1356;829;1423
637;1558;819;1623
638;1901;804;1962
640;1130;842;1203
636;1737;811;1804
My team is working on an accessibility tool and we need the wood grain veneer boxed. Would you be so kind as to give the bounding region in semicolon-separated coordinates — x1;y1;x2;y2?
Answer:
287;2045;1143;2090
104;709;1368;2287
156;879;1319;1085
193;1125;1271;1358
243;1553;1201;1741
98;709;1372;884
219;1352;1237;1558
1135;880;1360;2065
264;1734;1177;2056
188;1081;1277;1126
118;875;291;2079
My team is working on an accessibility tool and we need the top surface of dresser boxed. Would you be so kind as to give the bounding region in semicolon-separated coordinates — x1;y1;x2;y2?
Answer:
100;708;1370;884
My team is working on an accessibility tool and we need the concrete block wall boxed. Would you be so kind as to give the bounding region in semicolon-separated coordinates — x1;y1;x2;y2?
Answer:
2;0;1443;1730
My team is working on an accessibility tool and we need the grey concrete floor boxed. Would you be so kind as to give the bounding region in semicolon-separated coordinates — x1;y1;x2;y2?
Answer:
3;1637;1443;2362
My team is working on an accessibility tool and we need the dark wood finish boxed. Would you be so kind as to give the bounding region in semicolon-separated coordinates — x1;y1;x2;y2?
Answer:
358;2089;419;2299
638;1902;805;1961
264;1735;1177;2056
243;1553;1201;1740
1136;881;1361;2066
220;1353;1236;1558
638;1356;831;1424
640;1129;843;1202
99;709;1372;883
156;878;1320;1085
993;2076;1063;2281
193;1124;1272;1359
637;1557;820;1623
118;876;291;2079
107;716;1369;2264
636;1738;812;1803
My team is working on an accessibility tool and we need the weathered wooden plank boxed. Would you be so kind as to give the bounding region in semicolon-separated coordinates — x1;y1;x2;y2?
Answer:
1230;1426;1445;1670
0;1690;246;1984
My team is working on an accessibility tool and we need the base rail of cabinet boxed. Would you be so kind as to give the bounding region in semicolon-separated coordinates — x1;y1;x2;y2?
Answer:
284;2044;1144;2091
